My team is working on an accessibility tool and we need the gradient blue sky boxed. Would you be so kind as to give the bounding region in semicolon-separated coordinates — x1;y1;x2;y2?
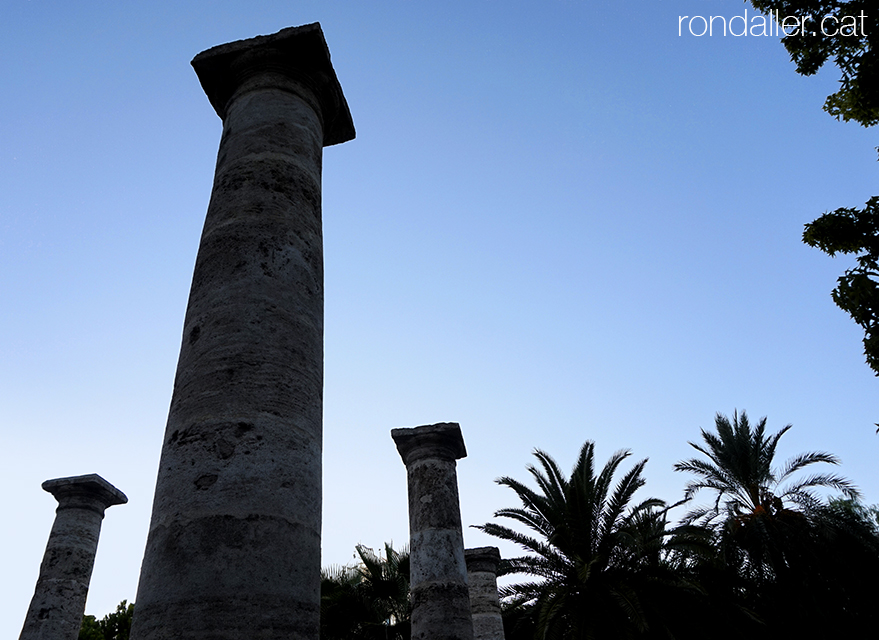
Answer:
2;0;876;634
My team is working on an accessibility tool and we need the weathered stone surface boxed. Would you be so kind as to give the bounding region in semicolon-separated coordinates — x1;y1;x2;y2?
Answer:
20;474;127;640
130;23;353;640
465;547;505;640
392;423;474;640
191;23;353;145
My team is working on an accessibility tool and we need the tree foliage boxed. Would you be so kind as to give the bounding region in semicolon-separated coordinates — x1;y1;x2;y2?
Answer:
675;411;858;524
747;0;879;378
748;0;878;126
475;442;697;640
674;411;879;638
472;418;878;639
675;411;858;582
803;196;879;375
321;542;411;640
78;601;133;640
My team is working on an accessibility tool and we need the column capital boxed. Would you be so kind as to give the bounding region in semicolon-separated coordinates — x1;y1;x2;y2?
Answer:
465;547;501;574
20;475;126;640
191;22;355;146
392;422;467;466
42;474;128;515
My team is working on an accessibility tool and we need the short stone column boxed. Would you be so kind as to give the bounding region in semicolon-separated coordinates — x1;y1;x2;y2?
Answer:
465;547;505;640
392;422;474;640
130;23;354;640
19;474;127;640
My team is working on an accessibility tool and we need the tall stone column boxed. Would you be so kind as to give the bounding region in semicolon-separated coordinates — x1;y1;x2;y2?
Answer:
130;24;354;640
465;547;506;640
392;422;474;640
19;474;127;640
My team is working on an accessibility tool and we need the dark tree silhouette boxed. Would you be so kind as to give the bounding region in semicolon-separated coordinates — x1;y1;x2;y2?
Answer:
79;601;133;640
746;0;879;379
674;411;876;639
476;441;696;640
321;542;410;640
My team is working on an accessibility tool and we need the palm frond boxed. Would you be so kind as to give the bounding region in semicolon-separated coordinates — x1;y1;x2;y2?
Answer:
780;472;861;502
600;458;647;544
777;451;841;482
492;505;553;538
480;439;674;639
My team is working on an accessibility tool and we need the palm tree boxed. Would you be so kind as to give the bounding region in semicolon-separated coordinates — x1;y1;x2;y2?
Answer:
673;410;865;638
353;543;411;639
475;441;686;640
320;542;411;640
674;411;858;579
676;411;858;524
321;563;368;640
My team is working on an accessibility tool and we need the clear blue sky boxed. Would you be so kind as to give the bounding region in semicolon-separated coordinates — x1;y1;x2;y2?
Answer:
2;0;876;634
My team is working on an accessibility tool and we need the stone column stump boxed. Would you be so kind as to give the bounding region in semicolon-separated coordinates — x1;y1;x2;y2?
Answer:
465;547;505;640
392;422;474;640
19;474;127;640
130;23;354;640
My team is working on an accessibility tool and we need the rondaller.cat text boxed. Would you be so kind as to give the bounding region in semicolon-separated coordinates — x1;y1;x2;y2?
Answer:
679;9;867;37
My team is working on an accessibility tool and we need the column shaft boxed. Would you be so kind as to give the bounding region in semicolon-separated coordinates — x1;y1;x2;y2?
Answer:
393;423;474;640
20;475;127;640
465;547;505;640
130;24;353;640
